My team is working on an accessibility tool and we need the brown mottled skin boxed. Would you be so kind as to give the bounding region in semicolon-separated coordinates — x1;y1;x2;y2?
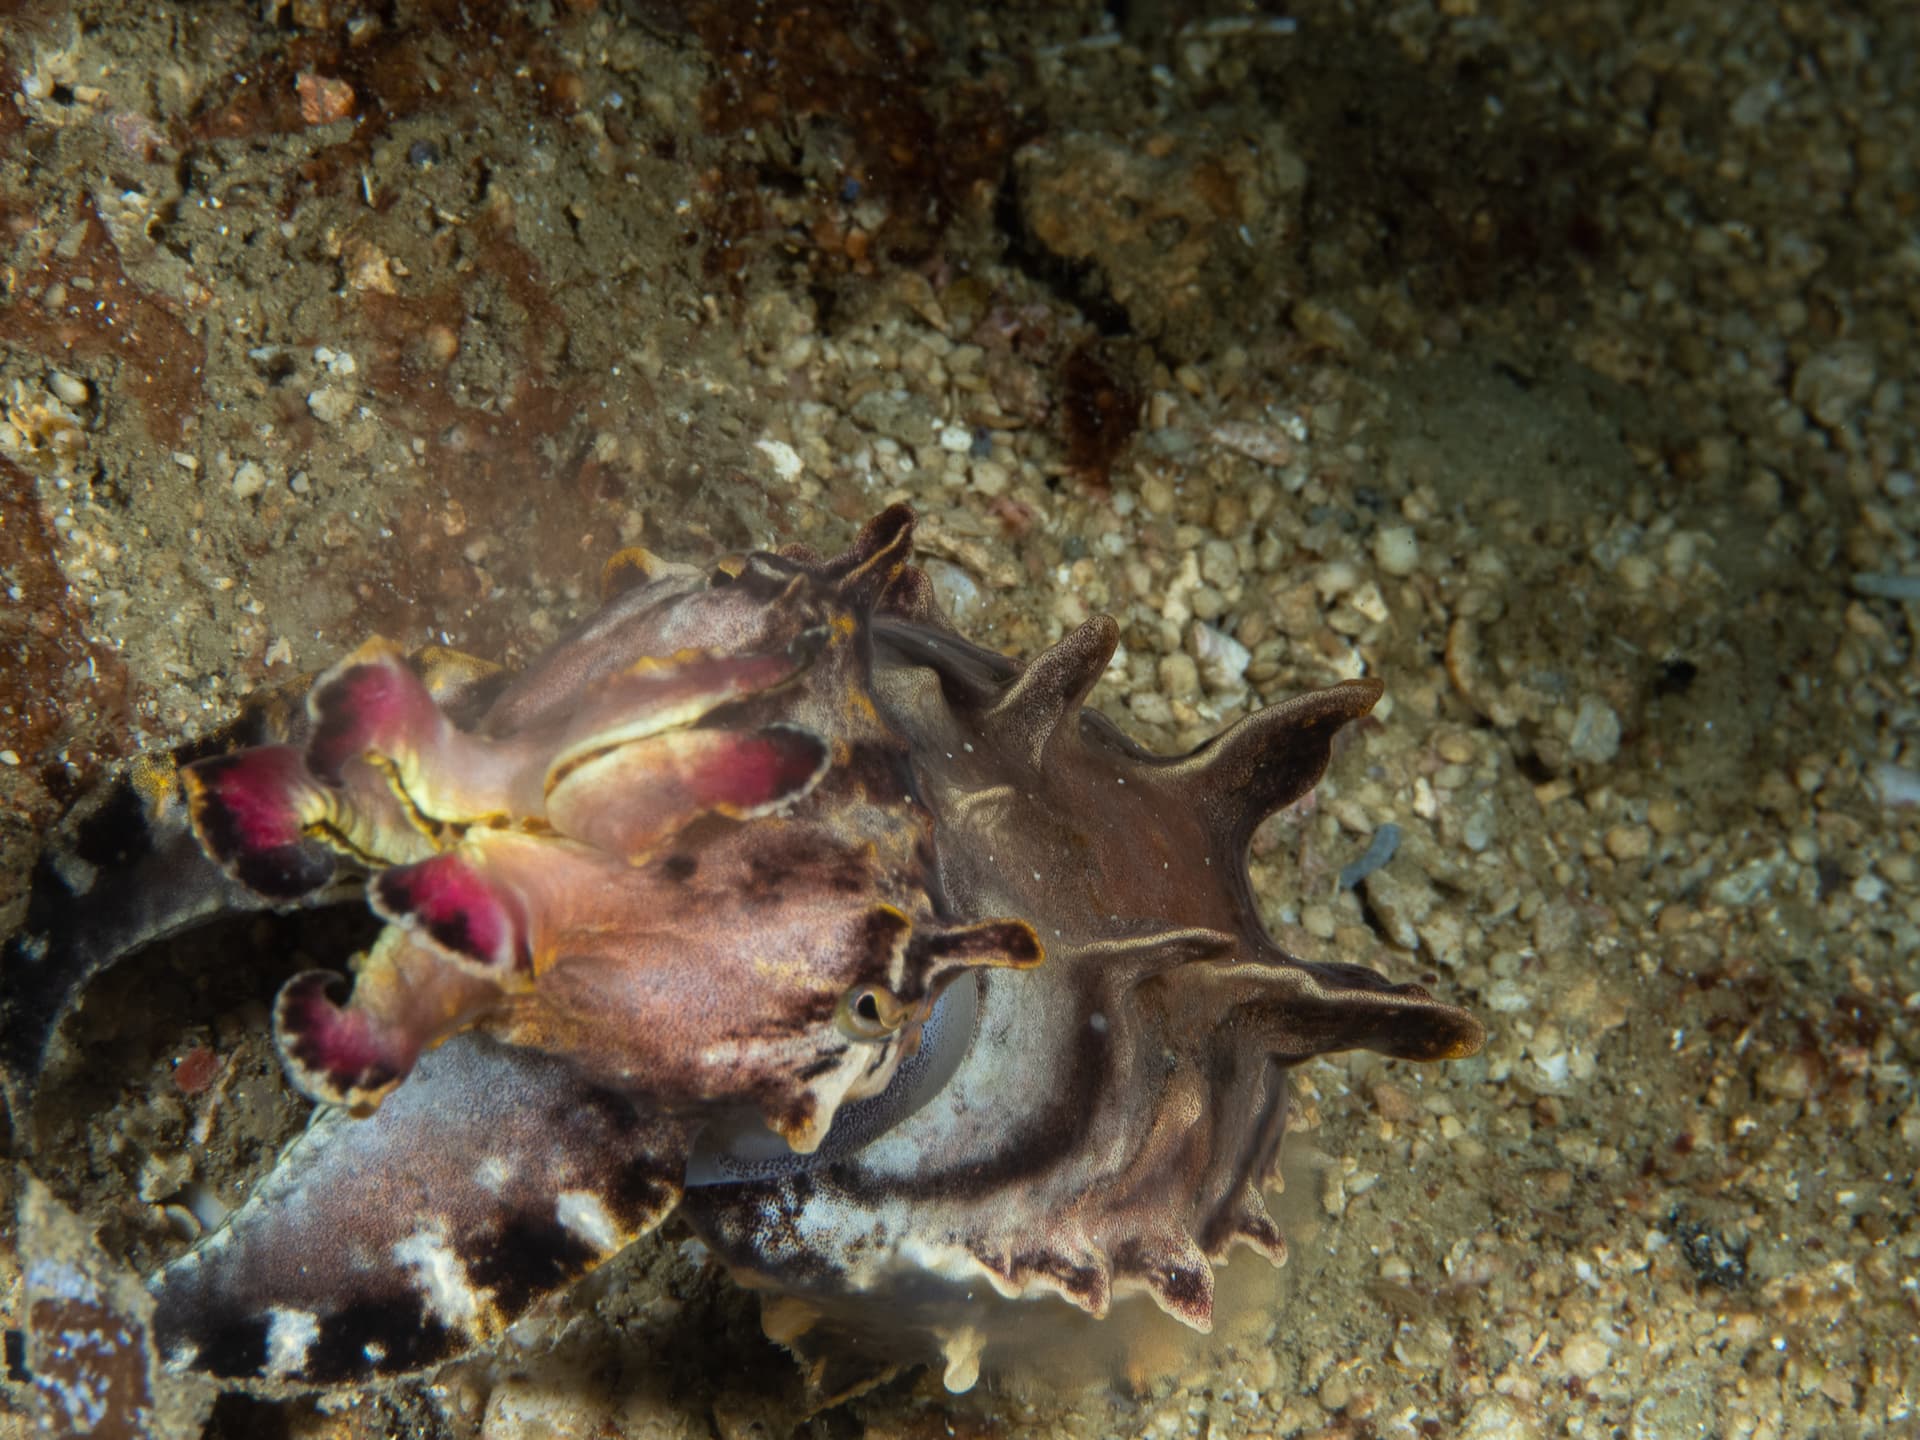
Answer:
1;506;1481;1402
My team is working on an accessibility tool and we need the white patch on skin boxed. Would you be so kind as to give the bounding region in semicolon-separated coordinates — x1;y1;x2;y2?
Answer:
473;1155;512;1193
264;1307;320;1379
555;1190;620;1254
391;1226;489;1333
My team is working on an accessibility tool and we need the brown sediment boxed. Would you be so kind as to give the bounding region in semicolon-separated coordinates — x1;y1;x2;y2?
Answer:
1059;342;1140;489
686;0;1019;274
189;3;582;202
0;457;134;802
0;197;205;449
0;52;21;146
191;8;524;143
319;218;614;657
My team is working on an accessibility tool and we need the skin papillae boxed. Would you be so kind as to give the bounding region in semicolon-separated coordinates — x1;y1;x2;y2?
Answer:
1;505;1483;1410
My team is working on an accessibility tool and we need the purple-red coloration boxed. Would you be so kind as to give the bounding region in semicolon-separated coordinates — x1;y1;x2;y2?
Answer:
276;971;411;1102
374;852;532;975
184;745;337;900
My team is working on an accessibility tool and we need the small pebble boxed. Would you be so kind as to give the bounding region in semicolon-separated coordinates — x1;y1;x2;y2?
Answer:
46;369;89;406
1617;553;1657;591
1128;690;1174;727
1656;903;1693;936
307;386;354;424
1866;762;1920;807
1158;652;1199;700
1561;1333;1611;1381
1604;824;1651;861
421;323;460;368
231;460;266;499
970;458;1009;495
1791;342;1876;429
1852;573;1920;602
1567;696;1622;765
1757;1052;1813;1100
1456;1396;1532;1440
1710;855;1779;907
1369;1081;1418;1122
1347;580;1390;624
1645;797;1684;835
296;71;356;127
1373;524;1419;576
1210;420;1293;467
1313;560;1360;601
922;559;979;622
753;438;803;481
1189;621;1250;692
172;1046;222;1096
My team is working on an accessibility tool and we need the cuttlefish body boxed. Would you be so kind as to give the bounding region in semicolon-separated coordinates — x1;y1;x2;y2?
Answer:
2;505;1481;1406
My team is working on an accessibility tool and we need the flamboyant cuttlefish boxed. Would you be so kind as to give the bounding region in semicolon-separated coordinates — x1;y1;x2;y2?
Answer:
2;505;1482;1414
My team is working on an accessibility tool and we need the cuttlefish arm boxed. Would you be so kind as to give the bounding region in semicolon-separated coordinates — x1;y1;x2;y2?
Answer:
0;732;340;1118
0;653;509;1118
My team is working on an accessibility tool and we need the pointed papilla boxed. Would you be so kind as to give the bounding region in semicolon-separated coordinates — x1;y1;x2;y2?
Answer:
1176;676;1384;845
878;564;940;625
986;615;1119;766
1115;1232;1217;1331
908;916;1045;974
825;503;916;611
1195;1181;1290;1267
1220;953;1487;1065
599;545;668;599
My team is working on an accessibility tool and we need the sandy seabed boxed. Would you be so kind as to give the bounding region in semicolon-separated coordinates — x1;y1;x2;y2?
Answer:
1;2;1915;1437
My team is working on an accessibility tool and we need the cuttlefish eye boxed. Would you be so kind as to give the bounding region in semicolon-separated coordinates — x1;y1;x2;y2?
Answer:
839;983;909;1041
